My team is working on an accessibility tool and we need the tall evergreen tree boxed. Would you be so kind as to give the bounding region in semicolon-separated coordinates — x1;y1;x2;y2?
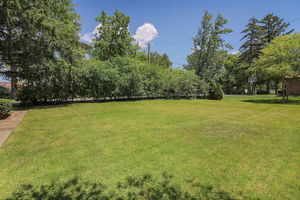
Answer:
240;14;294;93
260;13;294;45
184;11;232;83
0;0;82;98
240;14;294;66
93;10;137;61
239;17;263;66
260;13;294;92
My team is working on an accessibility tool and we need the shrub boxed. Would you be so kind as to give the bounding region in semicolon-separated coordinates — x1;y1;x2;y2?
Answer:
5;174;255;200
5;178;107;200
0;86;10;99
17;56;209;104
17;59;76;105
208;83;224;100
111;173;238;200
0;99;12;118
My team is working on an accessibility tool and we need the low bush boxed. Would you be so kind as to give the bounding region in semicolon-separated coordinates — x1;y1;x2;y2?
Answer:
6;174;257;200
0;86;10;99
208;83;224;100
0;99;12;119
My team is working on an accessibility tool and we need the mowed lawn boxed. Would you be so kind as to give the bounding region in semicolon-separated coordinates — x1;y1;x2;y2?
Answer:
0;97;299;199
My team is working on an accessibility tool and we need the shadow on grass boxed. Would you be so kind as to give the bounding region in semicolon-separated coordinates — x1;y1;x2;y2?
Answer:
13;103;71;111
242;98;300;105
13;96;205;110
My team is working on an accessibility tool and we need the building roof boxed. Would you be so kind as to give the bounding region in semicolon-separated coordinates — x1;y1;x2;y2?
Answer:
0;82;11;90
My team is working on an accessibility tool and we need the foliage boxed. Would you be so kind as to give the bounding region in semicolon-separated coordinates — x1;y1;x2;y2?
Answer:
208;83;224;100
134;51;173;68
77;59;119;99
239;17;263;66
254;33;300;86
6;174;246;200
239;13;294;67
5;178;107;200
0;86;10;99
0;99;12;118
17;59;77;105
185;10;232;83
92;10;137;61
162;69;207;98
17;57;208;104
260;13;294;44
150;52;173;68
220;54;248;94
155;53;173;68
0;0;83;98
239;13;294;93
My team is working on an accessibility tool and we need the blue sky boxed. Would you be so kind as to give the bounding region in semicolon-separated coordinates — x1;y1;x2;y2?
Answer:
74;0;300;68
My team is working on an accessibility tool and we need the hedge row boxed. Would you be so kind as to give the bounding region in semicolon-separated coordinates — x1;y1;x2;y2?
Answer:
5;174;256;200
0;99;12;118
17;57;209;105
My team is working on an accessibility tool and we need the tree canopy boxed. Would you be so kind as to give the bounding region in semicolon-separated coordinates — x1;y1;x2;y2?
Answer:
134;52;173;68
0;0;83;98
239;17;263;66
92;10;137;61
184;10;232;83
0;2;298;102
254;33;300;84
260;13;294;44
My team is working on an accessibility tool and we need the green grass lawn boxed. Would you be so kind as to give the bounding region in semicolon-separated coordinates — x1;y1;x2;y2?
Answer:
0;97;299;199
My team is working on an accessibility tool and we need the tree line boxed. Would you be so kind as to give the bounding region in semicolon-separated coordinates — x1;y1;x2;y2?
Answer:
0;0;299;104
17;57;207;104
185;11;299;95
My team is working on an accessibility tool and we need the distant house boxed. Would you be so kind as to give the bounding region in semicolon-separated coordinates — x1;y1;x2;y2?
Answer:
0;82;24;91
282;75;300;102
0;82;11;90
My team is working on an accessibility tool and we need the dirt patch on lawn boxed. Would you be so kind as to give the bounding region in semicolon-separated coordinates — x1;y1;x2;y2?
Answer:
0;110;26;147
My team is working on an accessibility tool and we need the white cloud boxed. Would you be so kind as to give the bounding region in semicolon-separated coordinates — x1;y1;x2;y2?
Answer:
92;24;102;36
81;23;158;47
133;23;158;48
80;24;101;43
80;33;93;43
229;49;239;55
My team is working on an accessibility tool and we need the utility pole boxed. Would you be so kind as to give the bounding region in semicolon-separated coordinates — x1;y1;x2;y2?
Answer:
147;43;151;63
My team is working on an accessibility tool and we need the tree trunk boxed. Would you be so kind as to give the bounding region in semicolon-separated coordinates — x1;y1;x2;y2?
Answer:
266;81;270;94
10;65;17;99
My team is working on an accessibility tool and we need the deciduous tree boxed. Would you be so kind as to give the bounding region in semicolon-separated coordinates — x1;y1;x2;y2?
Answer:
254;33;300;93
92;10;137;61
184;11;232;83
